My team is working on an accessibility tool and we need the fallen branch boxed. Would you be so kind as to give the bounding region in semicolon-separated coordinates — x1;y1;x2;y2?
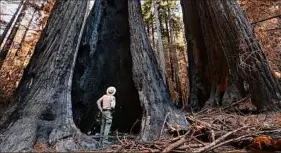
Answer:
202;129;281;152
251;14;281;25
222;96;250;110
162;137;188;153
179;143;206;149
194;126;248;153
160;112;171;137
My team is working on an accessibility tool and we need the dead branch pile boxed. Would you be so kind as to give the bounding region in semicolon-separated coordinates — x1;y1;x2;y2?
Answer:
101;107;281;152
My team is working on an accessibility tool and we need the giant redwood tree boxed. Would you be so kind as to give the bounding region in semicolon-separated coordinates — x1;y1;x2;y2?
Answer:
181;0;281;111
0;1;91;152
0;0;188;151
72;0;187;141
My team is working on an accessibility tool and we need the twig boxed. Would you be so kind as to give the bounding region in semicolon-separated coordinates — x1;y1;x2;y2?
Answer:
210;130;215;142
162;136;188;152
116;131;124;145
179;144;206;149
251;14;281;25
130;119;140;135
194;126;248;153
222;96;250;110
160;112;171;137
192;137;206;146
171;134;186;142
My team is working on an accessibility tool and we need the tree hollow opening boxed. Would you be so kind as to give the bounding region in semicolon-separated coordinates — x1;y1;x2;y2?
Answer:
71;0;142;135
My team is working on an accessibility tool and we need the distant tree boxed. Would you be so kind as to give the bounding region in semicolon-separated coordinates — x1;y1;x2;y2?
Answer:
153;0;166;83
0;0;26;68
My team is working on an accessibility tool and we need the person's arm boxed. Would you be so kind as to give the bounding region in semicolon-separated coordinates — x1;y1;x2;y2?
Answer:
110;96;116;109
97;95;104;112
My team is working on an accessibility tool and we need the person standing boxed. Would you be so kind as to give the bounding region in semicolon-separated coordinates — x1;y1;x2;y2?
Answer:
96;86;116;145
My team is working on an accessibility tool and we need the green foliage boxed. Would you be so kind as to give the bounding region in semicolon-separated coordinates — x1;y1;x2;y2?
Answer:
141;0;153;25
141;0;182;38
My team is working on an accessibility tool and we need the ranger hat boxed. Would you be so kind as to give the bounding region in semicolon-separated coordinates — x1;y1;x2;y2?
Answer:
106;86;116;95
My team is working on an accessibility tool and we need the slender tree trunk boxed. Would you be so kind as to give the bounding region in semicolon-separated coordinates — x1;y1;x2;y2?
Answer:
0;0;27;68
128;0;188;141
0;1;93;152
0;0;24;47
15;9;36;57
166;0;182;106
153;0;166;84
164;12;170;43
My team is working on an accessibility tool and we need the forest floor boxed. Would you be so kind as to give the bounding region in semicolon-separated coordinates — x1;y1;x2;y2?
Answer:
31;97;281;152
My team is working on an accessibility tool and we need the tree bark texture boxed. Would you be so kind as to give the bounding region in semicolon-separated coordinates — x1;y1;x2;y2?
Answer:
196;0;281;110
180;0;211;111
128;0;188;142
0;1;93;152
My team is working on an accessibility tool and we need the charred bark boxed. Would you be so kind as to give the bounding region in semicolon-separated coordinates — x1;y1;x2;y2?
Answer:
0;1;190;151
128;0;188;141
0;1;93;152
196;0;281;110
181;0;281;111
180;0;210;111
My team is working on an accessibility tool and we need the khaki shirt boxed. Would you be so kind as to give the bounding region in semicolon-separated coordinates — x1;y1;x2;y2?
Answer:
97;94;116;111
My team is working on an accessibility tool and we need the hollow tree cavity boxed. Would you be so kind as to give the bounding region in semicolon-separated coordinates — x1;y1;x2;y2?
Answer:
72;0;142;134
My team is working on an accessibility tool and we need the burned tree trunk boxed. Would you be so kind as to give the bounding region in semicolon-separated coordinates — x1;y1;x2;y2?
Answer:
181;0;281;111
0;0;189;151
0;1;93;152
72;0;143;135
196;0;281;110
73;0;188;141
128;0;188;141
180;0;211;111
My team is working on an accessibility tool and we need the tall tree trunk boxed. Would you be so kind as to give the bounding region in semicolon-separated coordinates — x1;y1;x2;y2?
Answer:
0;1;93;152
153;0;166;84
15;8;36;57
181;0;210;111
128;0;188;141
0;0;27;68
166;0;182;107
198;0;281;110
181;0;281;111
0;0;24;47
